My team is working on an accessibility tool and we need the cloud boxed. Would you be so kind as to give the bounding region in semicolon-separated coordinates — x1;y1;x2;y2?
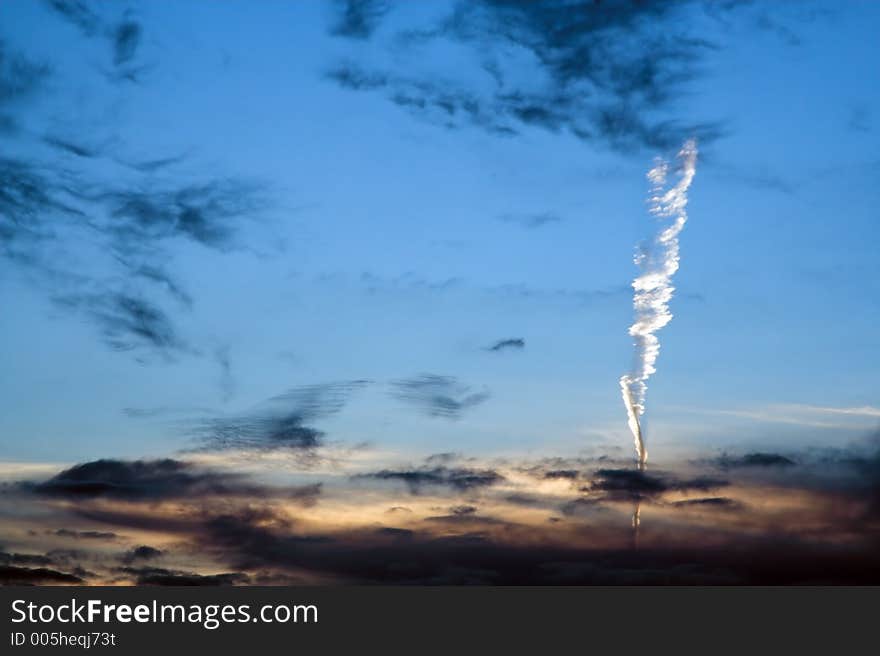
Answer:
0;565;83;584
191;381;368;451
671;497;741;509
559;497;605;517
53;529;118;540
486;338;525;352
45;2;145;79
179;503;880;584
23;458;322;502
54;292;185;355
121;545;162;563
6;442;880;584
423;509;508;526
714;453;797;469
0;25;272;361
543;469;579;480
326;1;738;151
390;374;489;419
498;212;562;229
0;551;53;567
330;0;390;39
215;346;235;403
112;16;142;67
1;166;270;358
0;40;49;128
355;465;504;494
42;134;102;158
119;566;248;586
97;179;266;251
585;468;728;502
44;1;101;37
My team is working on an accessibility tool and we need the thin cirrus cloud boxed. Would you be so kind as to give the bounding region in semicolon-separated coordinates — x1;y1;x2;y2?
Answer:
44;0;146;82
0;27;272;362
684;403;880;429
189;381;370;452
389;374;490;419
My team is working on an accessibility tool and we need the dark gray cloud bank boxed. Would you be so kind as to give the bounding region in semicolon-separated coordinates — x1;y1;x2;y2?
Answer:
21;458;321;504
4;438;879;585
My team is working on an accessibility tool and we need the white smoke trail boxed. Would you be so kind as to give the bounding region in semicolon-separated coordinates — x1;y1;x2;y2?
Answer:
620;139;698;467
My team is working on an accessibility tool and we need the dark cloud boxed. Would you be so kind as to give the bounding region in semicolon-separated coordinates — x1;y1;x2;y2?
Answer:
44;0;101;37
126;264;193;308
122;545;162;563
23;458;321;503
423;512;507;526
123;154;187;173
45;2;144;77
54;292;185;355
1;26;270;361
0;157;83;264
559;497;604;517
7;444;880;585
544;469;579;480
119;566;248;586
192;381;368;451
503;493;541;507
385;506;412;514
671;497;741;509
182;505;880;584
326;0;740;151
2;151;269;359
449;505;477;515
331;0;390;39
97;180;265;251
498;212;562;229
42;135;101;158
0;551;53;567
0;565;83;584
375;527;414;539
53;529;118;540
586;468;728;502
112;17;142;67
0;40;49;132
390;374;489;419
486;338;525;352
424;452;460;465
715;452;797;469
0;550;88;584
355;465;503;494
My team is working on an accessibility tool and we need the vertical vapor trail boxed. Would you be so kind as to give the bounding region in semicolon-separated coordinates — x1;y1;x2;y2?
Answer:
619;139;698;467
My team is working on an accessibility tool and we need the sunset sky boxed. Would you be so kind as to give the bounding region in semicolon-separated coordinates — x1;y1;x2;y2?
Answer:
1;1;878;585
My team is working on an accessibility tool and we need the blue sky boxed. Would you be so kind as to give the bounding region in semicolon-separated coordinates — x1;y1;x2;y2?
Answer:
1;0;878;466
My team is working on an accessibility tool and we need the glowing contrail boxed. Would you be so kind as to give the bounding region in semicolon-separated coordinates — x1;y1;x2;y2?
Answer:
620;139;698;467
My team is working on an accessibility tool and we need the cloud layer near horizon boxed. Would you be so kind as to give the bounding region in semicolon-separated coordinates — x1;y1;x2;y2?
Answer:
2;435;878;585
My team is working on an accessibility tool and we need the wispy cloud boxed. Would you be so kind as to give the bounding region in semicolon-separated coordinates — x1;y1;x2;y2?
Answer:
326;1;742;151
390;374;489;419
680;403;880;429
190;382;369;452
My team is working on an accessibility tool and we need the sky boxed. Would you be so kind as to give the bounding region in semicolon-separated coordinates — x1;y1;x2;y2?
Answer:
1;1;879;585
